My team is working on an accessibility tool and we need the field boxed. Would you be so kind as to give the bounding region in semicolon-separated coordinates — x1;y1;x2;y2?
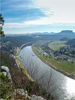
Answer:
48;41;66;51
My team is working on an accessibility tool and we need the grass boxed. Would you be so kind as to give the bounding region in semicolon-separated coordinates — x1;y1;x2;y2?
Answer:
16;56;34;82
46;56;75;74
16;48;20;56
32;46;75;75
48;41;66;51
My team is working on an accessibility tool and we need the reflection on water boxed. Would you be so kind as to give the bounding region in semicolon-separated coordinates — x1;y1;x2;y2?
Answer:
66;78;75;97
19;46;75;100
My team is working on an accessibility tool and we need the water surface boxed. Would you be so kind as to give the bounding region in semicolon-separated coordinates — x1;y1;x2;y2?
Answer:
19;46;75;100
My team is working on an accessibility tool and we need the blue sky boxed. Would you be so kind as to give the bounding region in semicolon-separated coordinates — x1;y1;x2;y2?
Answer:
1;0;75;34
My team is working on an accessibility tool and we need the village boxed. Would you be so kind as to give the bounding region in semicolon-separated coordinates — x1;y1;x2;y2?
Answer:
37;41;75;63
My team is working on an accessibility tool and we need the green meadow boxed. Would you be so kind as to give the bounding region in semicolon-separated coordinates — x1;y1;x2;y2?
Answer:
48;41;66;51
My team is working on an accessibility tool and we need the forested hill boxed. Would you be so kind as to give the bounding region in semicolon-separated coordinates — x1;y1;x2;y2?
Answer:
0;30;75;54
58;30;75;36
0;35;35;47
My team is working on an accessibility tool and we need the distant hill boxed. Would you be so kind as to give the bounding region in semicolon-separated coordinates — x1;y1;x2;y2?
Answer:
1;30;75;50
57;30;75;38
60;30;73;34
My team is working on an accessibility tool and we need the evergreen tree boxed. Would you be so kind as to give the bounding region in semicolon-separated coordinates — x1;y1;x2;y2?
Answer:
0;14;5;37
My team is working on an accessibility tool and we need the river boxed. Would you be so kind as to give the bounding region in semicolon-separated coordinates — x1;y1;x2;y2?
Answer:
19;46;75;100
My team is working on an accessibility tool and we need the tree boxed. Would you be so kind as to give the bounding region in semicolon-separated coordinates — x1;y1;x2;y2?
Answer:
0;14;5;37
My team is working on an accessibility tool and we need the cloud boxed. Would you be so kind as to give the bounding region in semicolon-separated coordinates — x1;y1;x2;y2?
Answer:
24;15;75;26
4;8;46;23
4;19;75;31
25;17;52;25
33;0;75;23
4;16;54;29
4;23;26;28
1;0;46;23
4;21;75;34
2;0;75;34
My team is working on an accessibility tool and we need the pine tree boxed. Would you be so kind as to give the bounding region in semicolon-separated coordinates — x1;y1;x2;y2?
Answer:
0;14;5;37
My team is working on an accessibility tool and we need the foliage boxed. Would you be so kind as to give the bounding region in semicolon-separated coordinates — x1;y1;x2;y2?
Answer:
0;14;4;25
0;51;16;71
0;14;5;37
0;30;5;37
0;73;9;82
0;73;13;99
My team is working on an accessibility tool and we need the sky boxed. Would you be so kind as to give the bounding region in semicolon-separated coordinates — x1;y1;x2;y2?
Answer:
0;0;75;34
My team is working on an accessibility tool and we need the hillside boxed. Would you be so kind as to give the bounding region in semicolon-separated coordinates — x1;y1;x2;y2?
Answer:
32;38;75;79
0;37;54;100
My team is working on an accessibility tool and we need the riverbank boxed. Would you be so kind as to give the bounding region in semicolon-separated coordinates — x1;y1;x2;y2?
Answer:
32;46;75;79
15;47;54;100
16;56;34;82
16;47;34;81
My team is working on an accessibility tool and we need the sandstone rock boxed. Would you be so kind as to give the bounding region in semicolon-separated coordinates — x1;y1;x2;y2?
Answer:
13;89;46;100
31;95;46;100
14;89;31;100
1;66;9;72
0;66;11;79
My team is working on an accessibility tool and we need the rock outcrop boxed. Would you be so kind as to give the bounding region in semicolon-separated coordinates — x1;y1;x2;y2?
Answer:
31;95;46;100
0;66;11;79
14;89;46;100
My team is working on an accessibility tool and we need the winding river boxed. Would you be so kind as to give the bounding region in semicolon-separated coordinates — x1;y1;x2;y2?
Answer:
19;46;75;100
